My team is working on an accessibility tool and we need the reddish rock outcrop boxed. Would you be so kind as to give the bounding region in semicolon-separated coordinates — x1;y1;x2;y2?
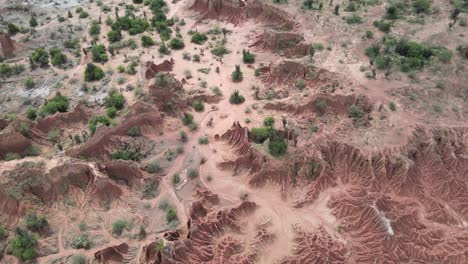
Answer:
0;131;32;159
261;60;313;85
149;74;187;114
145;59;175;80
98;160;143;187
191;0;295;29
68;103;162;159
250;30;312;58
32;104;90;135
0;32;15;58
0;190;24;226
218;122;266;175
159;201;257;263
94;243;129;263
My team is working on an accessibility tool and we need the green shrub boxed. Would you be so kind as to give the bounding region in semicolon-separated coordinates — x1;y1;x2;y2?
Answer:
263;116;275;126
172;173;181;185
4;153;21;161
47;130;60;143
89;22;101;36
198;136;209;144
84;63;105;81
250;127;272;143
166;207;178;222
169;38;185;49
70;254;87;264
345;14;363;24
31;48;49;66
111;147;141;161
147;161;161;174
70;233;91;249
141;35;155;47
23;77;35;89
242;50;255;63
192;100;204;112
413;0;430;14
26;108;37;120
107;30;122;42
155;72;170;87
112;220;127;236
389;101;397;111
106;106;117;118
79;11;89;18
0;63;12;78
295;79;306;90
39;92;70;116
7;228;37;261
8;23;20;35
191;32;208;44
25;212;48;231
231;65;243;82
188;169;198;179
268;132;287;156
348;105;364;119
229;90;245;104
315;99;327;114
212;86;222;96
127;126;141;137
181;113;194;125
91;44;108;63
89;115;113;134
104;91;125;110
211;45;229;56
179;130;188;142
50;48;67;66
373;20;392;32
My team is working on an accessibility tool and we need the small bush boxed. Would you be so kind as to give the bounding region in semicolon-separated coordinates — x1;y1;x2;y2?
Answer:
229;90;245;104
295;79;306;90
212;86;222;96
231;65;243;82
315;99;327;114
192;100;204;112
4;153;21;161
172;173;181;185
70;233;91;249
166;207;178;223
211;45;229;56
373;20;392;33
169;38;185;49
242;50;255;63
70;254;87;264
250;127;272;143
389;101;397;111
348;105;364;119
104;91;125;110
107;30;122;42
84;63;105;81
263;116;275;126
112;220;128;236
50;48;67;67
191;32;208;44
268;132;287;156
127;126;141;137
89;22;101;36
141;35;155;47
188;169;199;179
181;113;194;125
31;48;49;66
147;161;161;174
23;77;35;89
7;228;38;261
198;136;209;145
39;92;70;116
91;44;108;63
413;0;430;14
346;14;363;24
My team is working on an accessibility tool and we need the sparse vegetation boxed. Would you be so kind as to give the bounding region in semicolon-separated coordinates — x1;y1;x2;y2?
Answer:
231;65;243;82
84;63;105;81
7;228;38;261
112;220;128;236
191;32;208;44
229;90;245;104
39;92;70;117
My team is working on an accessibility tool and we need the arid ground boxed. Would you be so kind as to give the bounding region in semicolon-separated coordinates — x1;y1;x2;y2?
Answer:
0;0;468;263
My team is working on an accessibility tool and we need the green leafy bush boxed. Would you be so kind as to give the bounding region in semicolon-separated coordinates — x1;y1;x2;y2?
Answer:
7;228;38;261
250;127;273;143
91;44;108;63
169;38;185;49
348;105;364;119
107;30;122;42
373;20;392;32
89;22;101;36
23;76;35;89
50;48;67;66
192;100;204;112
141;35;155;47
104;91;125;110
26;108;37;120
39;92;70;117
191;32;208;44
70;233;91;249
229;90;245;104
112;220;127;236
89;115;113;134
231;65;243;82
127;126;141;137
31;48;49;66
84;63;105;81
211;45;229;56
242;50;255;63
345;14;363;24
268;131;287;156
263;116;275;126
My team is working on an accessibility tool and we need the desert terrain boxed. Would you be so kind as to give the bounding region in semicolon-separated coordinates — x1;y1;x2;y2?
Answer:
0;0;467;263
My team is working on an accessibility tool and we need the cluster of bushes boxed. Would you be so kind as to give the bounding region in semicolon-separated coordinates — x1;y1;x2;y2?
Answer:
39;92;70;117
112;220;128;236
6;228;38;261
149;0;173;40
0;63;25;79
250;125;288;156
158;200;178;224
104;90;125;117
365;35;452;72
111;144;142;161
112;16;149;35
88;115;114;134
49;48;67;66
25;212;48;231
91;44;108;63
211;45;230;57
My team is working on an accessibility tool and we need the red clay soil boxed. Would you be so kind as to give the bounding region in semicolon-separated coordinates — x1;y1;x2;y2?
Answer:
273;126;468;263
261;60;314;86
93;243;129;263
156;201;257;263
98;160;143;187
149;74;187;114
250;30;312;58
190;0;295;29
68;103;162;159
217;122;267;175
32;104;91;135
0;131;32;159
0;190;24;227
0;32;15;58
145;58;175;80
